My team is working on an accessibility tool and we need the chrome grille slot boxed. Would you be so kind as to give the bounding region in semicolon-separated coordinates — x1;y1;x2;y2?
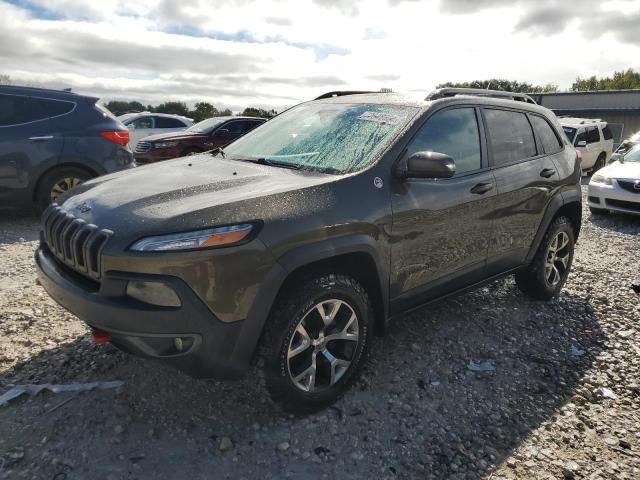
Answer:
41;205;113;280
136;141;152;153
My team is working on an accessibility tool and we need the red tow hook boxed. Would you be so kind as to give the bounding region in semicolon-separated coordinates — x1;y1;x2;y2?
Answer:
91;327;112;345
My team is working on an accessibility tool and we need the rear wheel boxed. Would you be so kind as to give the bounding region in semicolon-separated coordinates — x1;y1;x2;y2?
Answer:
262;274;372;413
516;216;575;300
36;167;92;212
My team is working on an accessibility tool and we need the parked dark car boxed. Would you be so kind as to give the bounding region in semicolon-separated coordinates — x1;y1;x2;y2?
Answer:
134;116;266;164
36;89;582;412
0;85;134;211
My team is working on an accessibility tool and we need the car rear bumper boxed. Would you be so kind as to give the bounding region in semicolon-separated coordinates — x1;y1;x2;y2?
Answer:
588;181;640;215
35;245;253;379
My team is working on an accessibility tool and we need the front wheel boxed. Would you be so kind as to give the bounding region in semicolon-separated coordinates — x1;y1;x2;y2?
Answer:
262;274;372;413
592;153;606;174
516;217;575;300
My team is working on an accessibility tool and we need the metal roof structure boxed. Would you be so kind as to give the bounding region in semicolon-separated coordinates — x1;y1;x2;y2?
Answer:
530;89;640;114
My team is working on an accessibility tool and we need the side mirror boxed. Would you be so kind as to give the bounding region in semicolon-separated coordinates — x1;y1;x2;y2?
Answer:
405;151;456;179
576;140;587;148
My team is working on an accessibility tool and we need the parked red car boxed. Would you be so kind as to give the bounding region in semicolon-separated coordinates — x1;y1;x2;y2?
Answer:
134;116;266;163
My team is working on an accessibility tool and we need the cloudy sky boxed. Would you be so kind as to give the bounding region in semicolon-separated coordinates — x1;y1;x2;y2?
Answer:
1;0;639;111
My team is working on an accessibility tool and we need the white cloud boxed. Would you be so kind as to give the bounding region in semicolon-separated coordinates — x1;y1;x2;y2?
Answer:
1;0;639;111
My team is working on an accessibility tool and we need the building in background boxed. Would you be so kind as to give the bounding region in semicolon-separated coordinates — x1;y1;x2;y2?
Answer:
530;90;640;148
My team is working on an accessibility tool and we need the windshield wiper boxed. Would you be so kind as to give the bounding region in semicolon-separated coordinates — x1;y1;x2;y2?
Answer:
233;157;302;170
209;147;225;158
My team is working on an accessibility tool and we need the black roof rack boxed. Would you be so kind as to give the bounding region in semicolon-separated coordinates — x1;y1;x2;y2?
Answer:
426;88;537;105
315;90;385;100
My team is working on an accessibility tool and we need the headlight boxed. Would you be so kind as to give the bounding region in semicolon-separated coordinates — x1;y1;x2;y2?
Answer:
129;224;254;251
591;174;612;185
153;141;178;149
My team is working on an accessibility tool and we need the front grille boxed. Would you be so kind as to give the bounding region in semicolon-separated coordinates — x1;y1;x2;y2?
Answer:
617;179;640;194
606;198;640;212
41;205;113;280
135;141;152;153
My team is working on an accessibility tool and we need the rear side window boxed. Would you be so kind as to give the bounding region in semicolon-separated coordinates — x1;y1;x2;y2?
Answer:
0;94;74;126
225;121;257;134
586;127;600;144
530;115;563;154
155;116;186;128
128;117;154;129
602;125;613;140
484;109;537;166
406;107;481;175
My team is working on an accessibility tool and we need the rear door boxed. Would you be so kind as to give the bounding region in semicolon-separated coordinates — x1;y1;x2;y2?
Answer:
482;108;559;273
583;126;601;168
0;94;68;204
390;106;497;312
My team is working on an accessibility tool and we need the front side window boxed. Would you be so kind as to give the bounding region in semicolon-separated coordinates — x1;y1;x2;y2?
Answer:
587;126;600;144
223;102;416;174
187;117;228;134
128;117;154;129
531;115;562;154
484;109;536;167
574;129;587;145
406;108;481;175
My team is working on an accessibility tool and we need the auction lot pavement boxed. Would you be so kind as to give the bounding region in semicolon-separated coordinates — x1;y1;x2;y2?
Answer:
1;186;639;480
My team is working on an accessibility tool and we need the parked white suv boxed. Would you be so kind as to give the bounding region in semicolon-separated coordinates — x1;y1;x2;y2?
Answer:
560;118;613;173
118;112;193;149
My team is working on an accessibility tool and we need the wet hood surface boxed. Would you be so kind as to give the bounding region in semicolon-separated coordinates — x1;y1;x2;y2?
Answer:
61;154;339;239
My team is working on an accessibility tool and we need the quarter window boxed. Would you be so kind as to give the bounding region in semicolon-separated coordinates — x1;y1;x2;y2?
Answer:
0;94;74;126
406;108;481;175
530;115;563;154
602;125;613;140
484;109;536;167
586;126;600;144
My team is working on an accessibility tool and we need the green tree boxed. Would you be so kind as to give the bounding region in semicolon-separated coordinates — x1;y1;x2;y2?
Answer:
240;107;277;118
219;108;233;116
436;79;558;93
572;69;640;91
190;102;219;122
103;100;146;116
0;74;10;85
154;101;190;117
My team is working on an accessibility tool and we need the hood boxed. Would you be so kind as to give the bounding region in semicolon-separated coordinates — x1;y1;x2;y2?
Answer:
601;160;640;179
60;154;339;240
139;131;205;142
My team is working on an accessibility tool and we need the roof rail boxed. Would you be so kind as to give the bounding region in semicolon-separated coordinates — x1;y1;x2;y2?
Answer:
315;90;382;100
426;88;537;105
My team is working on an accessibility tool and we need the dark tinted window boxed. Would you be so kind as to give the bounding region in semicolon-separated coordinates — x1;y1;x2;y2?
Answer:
531;115;562;154
128;116;153;129
0;94;74;126
586;126;600;144
574;129;586;145
602;125;613;140
155;116;186;128
225;121;258;134
406;108;481;175
563;127;577;143
484;109;536;166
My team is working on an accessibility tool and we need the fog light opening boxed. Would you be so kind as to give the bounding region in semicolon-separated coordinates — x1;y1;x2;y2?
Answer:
126;281;182;307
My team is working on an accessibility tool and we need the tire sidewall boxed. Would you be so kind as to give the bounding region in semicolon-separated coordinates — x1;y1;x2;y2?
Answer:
266;275;371;410
36;167;91;211
535;219;575;296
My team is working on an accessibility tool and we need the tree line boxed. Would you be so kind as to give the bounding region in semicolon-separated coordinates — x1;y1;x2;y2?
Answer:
103;100;278;122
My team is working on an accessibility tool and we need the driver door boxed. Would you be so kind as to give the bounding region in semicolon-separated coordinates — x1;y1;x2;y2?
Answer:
389;106;496;312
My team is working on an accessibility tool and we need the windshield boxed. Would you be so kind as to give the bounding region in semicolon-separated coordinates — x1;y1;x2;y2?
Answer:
222;102;416;173
623;145;640;162
563;127;577;143
187;117;228;134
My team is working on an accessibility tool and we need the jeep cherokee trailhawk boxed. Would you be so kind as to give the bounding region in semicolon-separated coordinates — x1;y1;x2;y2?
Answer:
35;88;582;412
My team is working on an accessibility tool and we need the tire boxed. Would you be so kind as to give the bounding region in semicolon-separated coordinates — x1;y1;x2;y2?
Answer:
589;206;608;216
515;216;575;300
35;167;92;212
591;153;606;174
262;274;372;413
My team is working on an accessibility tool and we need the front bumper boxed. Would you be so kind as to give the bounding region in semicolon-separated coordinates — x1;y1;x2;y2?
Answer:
35;246;252;379
588;181;640;215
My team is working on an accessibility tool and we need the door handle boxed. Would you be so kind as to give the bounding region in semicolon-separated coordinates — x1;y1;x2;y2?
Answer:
29;136;54;142
470;182;494;194
540;168;556;178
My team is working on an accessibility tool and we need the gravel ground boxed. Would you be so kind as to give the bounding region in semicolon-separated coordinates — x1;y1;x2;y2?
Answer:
1;186;639;480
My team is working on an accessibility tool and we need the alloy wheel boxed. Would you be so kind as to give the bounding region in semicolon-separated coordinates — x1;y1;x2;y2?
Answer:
545;231;571;286
50;177;83;203
287;299;360;393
